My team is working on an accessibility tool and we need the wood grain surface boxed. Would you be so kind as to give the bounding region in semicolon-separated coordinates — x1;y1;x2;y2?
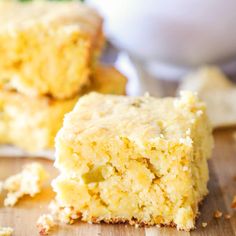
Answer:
0;79;236;235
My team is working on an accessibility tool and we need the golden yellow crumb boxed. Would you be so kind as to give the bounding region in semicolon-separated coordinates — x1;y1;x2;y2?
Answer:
231;195;236;209
0;226;13;236
214;210;223;218
202;222;207;228
3;163;48;206
37;214;56;235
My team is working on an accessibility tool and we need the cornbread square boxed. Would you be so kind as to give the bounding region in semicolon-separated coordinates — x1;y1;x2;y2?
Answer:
53;92;213;231
0;1;104;99
0;66;126;152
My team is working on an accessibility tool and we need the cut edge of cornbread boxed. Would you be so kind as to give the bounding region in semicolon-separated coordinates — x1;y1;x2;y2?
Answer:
52;92;213;231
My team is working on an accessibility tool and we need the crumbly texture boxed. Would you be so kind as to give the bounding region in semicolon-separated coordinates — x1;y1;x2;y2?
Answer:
0;65;127;153
0;227;13;236
178;67;236;128
0;1;104;99
3;163;48;206
37;214;56;235
52;92;213;231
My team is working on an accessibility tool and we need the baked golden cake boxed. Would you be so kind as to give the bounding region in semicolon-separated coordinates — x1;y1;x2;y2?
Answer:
0;1;104;99
52;92;213;231
0;66;126;152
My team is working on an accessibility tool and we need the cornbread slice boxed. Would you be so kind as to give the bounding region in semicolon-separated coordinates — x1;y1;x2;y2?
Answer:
0;66;126;152
52;92;213;231
0;1;104;99
178;67;236;128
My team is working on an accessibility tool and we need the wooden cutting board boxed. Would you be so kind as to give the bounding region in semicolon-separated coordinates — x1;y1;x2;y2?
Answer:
0;79;236;235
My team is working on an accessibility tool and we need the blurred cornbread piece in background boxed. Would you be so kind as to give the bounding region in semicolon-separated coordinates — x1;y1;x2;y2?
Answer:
0;91;78;152
178;67;236;128
0;1;104;99
89;65;127;95
0;66;127;152
53;92;213;231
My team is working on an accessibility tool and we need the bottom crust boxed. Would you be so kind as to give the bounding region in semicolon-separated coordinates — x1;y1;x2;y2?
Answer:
50;197;207;231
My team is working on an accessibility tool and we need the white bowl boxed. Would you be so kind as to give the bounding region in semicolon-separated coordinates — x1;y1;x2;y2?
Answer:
88;0;236;68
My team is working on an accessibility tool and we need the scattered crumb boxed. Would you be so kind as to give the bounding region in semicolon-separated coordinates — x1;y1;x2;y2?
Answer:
224;214;231;219
37;214;56;235
214;210;223;218
231;195;236;209
0;226;13;236
3;163;48;207
202;222;207;228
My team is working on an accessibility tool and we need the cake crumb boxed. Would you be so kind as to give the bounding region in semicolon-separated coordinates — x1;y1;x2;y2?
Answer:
214;210;223;218
37;214;56;235
0;226;13;236
3;163;48;207
224;214;231;219
231;195;236;209
202;222;207;228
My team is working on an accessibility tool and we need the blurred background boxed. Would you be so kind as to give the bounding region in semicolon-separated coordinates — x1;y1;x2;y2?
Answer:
86;0;236;96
